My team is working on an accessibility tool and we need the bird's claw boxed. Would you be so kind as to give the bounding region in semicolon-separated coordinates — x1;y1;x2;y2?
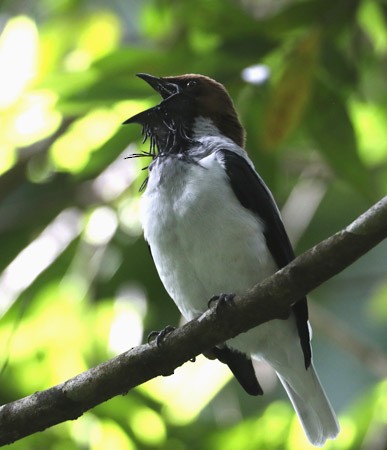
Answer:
147;325;176;347
208;293;236;313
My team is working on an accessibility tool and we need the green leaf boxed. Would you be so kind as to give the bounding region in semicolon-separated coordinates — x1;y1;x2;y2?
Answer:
305;81;375;199
262;29;321;151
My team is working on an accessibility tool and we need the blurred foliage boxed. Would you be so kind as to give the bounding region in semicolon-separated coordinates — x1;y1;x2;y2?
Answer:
0;0;387;449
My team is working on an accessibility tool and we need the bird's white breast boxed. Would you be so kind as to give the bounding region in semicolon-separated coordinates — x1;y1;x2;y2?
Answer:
140;141;277;321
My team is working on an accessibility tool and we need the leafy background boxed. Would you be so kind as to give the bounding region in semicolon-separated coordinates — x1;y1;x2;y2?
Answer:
0;0;387;449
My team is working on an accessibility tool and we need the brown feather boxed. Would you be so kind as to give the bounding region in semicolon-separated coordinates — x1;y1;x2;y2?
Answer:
164;74;246;148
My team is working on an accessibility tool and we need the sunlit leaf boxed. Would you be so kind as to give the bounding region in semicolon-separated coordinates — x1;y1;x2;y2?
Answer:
349;98;387;166
129;406;167;445
358;0;387;55
50;108;123;172
0;16;39;108
305;81;375;199
5;91;62;148
207;402;292;450
90;419;135;450
0;144;16;175
76;11;121;62
140;355;231;425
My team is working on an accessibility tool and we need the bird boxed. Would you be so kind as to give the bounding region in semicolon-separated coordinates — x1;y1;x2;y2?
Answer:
124;73;340;447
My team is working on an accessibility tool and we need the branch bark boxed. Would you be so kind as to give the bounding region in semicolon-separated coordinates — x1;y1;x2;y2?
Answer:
0;196;386;446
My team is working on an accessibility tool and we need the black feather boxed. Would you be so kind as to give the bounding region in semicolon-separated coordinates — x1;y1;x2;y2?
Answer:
220;149;311;369
211;346;263;396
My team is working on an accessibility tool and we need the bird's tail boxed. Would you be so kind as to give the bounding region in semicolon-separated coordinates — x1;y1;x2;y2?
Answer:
276;363;339;447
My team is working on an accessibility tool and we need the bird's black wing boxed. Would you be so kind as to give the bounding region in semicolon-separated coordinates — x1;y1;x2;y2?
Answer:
219;149;311;369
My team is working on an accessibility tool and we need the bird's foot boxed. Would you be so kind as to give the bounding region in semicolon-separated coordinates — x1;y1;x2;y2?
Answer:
208;293;236;313
147;325;176;347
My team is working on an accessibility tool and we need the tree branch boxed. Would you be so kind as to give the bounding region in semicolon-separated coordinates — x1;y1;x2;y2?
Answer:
0;196;386;446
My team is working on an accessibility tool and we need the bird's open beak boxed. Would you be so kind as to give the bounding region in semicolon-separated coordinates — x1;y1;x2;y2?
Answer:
123;74;180;125
136;73;180;99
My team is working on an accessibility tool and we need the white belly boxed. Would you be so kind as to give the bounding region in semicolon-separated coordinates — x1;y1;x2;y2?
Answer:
140;150;303;362
141;151;277;317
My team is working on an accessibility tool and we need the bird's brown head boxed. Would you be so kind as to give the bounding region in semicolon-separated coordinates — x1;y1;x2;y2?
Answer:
124;73;245;150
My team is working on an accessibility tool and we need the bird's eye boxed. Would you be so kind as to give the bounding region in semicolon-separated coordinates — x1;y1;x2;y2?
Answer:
186;80;198;90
